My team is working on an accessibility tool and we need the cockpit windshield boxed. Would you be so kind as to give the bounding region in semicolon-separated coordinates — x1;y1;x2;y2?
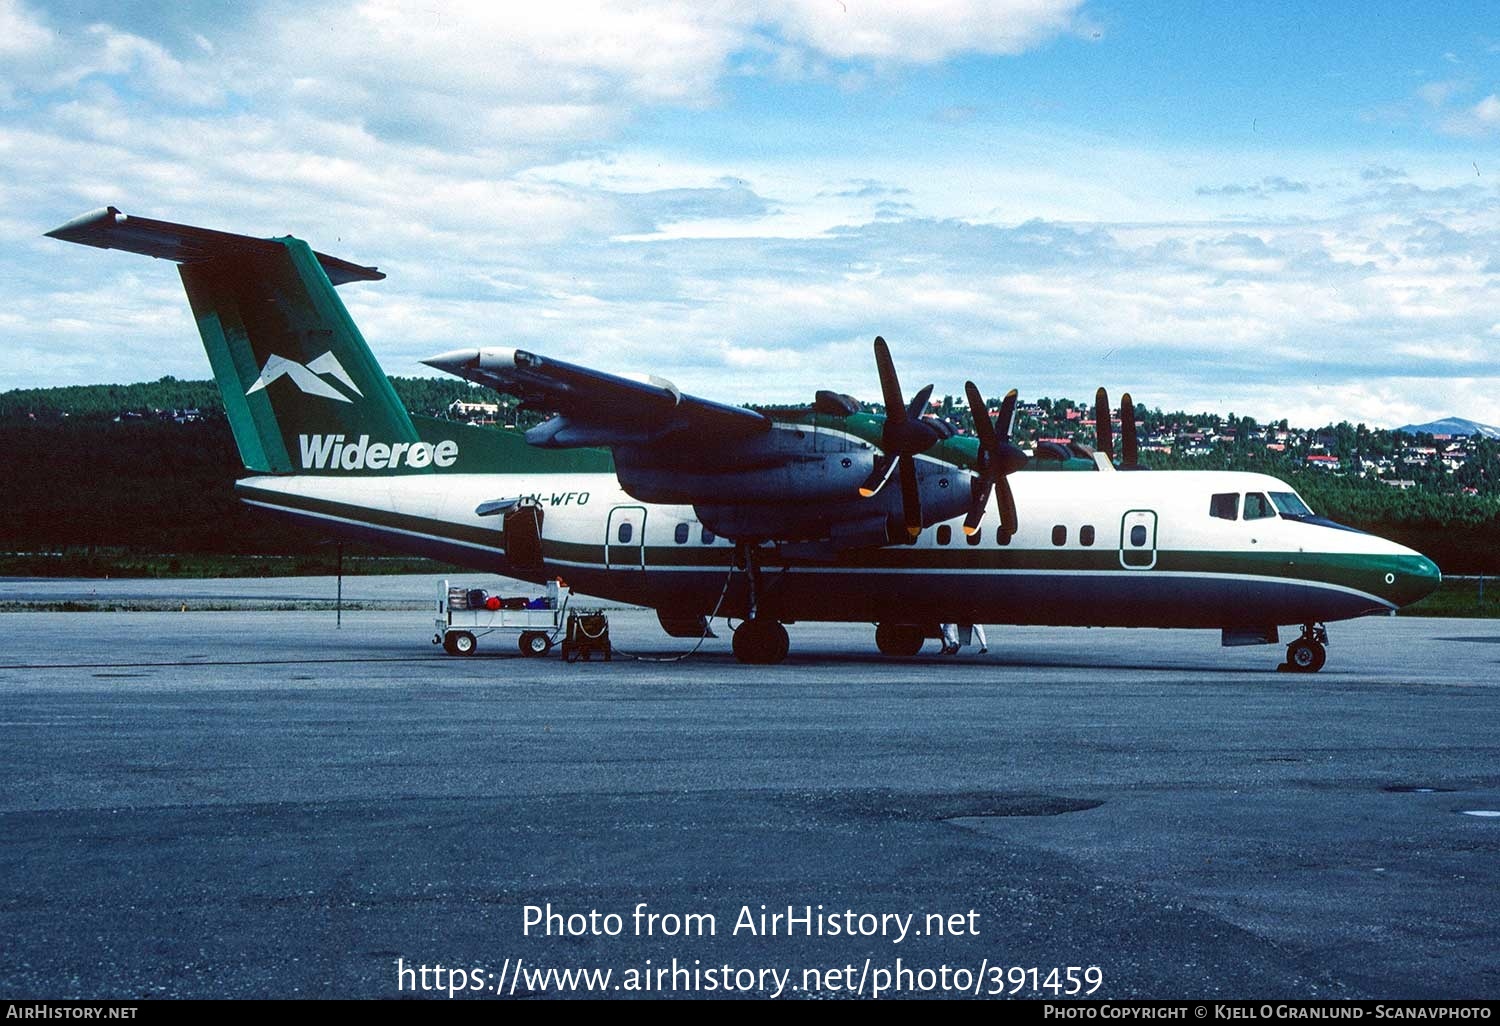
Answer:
1269;491;1314;517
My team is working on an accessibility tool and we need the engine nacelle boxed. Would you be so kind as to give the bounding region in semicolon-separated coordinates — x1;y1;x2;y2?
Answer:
694;456;970;545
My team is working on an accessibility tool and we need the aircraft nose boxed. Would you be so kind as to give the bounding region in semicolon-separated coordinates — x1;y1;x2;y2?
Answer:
1389;551;1442;609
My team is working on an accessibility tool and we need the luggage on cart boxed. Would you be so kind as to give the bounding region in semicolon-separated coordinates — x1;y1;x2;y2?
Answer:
562;612;611;662
434;579;568;657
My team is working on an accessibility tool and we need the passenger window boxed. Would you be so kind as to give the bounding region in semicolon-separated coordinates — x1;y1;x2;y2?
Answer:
936;525;951;545
1080;525;1095;546
1210;493;1239;520
966;528;982;546
1244;492;1276;520
1130;525;1148;547
617;522;633;543
701;527;715;544
674;523;689;544
1051;525;1067;546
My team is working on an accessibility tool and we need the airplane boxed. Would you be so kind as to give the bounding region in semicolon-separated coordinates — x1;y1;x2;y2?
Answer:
45;206;1442;670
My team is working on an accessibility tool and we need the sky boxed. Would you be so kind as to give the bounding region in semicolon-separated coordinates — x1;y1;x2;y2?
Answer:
3;0;1497;428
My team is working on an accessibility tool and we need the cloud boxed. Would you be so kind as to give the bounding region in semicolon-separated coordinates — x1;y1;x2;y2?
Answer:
7;1;1499;432
1196;176;1312;199
763;0;1087;63
825;179;911;199
1441;93;1500;137
615;181;774;230
0;0;50;58
24;176;1500;429
1416;79;1463;108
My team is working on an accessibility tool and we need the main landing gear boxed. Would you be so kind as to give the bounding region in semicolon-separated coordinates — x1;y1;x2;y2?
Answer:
731;543;789;665
1283;622;1329;673
733;618;789;664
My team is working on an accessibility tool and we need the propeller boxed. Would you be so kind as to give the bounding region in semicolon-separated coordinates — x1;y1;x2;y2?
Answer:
963;382;1028;537
1094;387;1142;469
858;336;950;538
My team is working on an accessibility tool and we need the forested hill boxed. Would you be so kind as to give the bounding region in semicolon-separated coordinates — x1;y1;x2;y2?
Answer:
0;375;484;422
0;376;530;568
2;378;1498;574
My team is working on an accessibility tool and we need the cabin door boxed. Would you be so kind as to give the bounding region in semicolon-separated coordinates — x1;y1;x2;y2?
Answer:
1119;509;1158;569
605;505;648;571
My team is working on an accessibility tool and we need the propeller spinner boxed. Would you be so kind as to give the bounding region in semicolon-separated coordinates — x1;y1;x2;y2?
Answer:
858;336;950;538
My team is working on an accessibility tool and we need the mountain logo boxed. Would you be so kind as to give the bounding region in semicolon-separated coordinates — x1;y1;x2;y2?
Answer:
246;352;364;403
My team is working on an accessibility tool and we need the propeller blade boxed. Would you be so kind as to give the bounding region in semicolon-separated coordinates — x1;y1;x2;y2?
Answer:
859;452;898;498
1120;392;1139;468
873;336;907;426
996;388;1018;439
965;381;998;452
898;455;922;538
963;479;992;535
905;383;935;422
998;477;1019;537
1095;387;1114;464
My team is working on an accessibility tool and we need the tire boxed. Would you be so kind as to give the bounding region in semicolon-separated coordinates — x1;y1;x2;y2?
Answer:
1286;638;1325;673
874;623;924;657
519;631;553;657
732;619;789;665
449;631;477;657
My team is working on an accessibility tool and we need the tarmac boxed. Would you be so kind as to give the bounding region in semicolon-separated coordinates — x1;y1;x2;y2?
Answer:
1;579;1497;1000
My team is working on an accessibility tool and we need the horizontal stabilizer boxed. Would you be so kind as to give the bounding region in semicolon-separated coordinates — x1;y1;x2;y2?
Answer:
46;206;384;285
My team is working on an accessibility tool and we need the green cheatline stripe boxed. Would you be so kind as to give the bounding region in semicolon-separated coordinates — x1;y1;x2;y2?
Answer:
236;482;1408;597
238;483;506;550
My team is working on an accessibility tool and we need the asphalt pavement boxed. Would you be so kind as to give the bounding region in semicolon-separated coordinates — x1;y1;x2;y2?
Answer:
1;594;1496;999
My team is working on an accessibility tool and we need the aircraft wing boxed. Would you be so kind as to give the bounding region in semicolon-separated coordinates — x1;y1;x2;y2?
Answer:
423;347;771;449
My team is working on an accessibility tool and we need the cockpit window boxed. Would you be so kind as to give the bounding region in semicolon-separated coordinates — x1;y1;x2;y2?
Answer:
1270;491;1314;517
1209;493;1239;520
1243;492;1276;520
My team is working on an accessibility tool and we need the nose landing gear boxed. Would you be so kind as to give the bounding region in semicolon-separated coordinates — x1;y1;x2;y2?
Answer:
1283;622;1328;673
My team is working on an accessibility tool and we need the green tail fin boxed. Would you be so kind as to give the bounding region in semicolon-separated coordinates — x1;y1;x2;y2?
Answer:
47;207;431;475
179;238;418;473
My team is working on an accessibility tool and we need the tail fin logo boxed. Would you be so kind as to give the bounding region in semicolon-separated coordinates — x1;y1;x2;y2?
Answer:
246;352;364;404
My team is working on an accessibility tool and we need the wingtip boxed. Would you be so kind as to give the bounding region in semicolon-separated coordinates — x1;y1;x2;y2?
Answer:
421;348;480;374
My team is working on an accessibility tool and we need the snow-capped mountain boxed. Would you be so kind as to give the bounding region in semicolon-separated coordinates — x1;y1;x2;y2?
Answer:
1395;417;1500;439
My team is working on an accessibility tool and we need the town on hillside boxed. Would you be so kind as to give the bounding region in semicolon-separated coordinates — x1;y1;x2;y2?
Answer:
3;377;1497;498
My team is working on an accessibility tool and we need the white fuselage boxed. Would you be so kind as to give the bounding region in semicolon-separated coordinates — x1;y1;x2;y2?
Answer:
237;465;1440;632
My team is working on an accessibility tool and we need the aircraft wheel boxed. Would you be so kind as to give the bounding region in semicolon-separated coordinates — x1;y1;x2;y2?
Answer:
519;631;552;657
447;631;477;657
874;623;924;657
733;619;789;665
1286;638;1325;673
